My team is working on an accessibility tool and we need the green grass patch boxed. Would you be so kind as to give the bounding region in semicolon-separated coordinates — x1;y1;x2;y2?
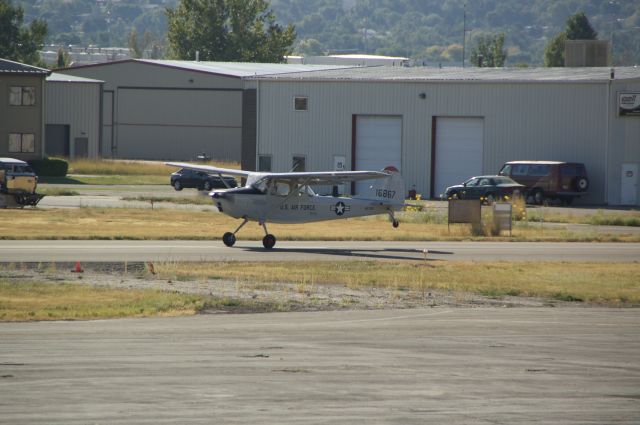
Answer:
38;188;80;196
589;212;640;227
39;175;168;185
0;280;216;321
121;195;213;205
37;159;241;186
155;260;640;306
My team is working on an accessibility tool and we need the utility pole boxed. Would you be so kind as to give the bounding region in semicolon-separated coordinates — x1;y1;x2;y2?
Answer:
462;2;467;68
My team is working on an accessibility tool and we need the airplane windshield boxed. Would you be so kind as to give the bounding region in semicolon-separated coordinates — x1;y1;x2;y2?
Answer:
251;177;269;194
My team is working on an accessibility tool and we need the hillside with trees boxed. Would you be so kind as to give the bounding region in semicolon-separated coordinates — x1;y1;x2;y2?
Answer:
13;0;640;66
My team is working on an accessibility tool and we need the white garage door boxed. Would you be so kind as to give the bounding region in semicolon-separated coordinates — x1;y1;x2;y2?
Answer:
434;117;484;198
355;116;402;194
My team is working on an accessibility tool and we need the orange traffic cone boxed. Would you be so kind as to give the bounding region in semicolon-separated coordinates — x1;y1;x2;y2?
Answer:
72;261;83;273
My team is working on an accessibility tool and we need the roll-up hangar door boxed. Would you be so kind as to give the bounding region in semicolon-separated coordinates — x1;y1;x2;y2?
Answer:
354;115;402;194
115;88;242;160
433;117;484;198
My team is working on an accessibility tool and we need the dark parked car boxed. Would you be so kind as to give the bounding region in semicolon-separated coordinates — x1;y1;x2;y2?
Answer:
498;161;589;205
444;175;524;204
170;168;237;191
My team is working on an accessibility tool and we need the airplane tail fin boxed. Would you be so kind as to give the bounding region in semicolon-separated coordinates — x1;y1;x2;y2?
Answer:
355;166;404;205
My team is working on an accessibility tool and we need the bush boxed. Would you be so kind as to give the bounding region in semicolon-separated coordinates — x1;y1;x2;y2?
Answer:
28;158;68;177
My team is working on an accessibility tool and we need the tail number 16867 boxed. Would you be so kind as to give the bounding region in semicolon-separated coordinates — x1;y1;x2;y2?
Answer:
376;189;396;198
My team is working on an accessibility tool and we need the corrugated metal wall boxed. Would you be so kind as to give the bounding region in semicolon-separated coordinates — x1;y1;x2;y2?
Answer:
45;82;101;158
608;80;640;204
255;80;610;203
57;61;244;161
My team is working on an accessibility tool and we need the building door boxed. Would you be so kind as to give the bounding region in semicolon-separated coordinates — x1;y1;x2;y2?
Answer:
74;137;89;158
354;115;402;194
621;163;638;205
433;117;484;199
45;124;70;157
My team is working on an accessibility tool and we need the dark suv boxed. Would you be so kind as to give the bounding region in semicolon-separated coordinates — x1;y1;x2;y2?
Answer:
170;168;237;191
498;161;588;205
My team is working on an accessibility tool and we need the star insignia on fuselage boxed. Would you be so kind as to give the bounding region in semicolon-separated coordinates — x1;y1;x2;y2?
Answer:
332;201;350;216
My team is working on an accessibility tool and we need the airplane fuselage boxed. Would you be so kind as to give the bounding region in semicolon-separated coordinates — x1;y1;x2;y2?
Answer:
213;192;399;224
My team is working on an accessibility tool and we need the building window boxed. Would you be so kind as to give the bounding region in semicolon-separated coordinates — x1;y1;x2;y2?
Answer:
294;96;308;111
258;155;272;172
8;133;35;153
9;86;36;106
292;155;306;172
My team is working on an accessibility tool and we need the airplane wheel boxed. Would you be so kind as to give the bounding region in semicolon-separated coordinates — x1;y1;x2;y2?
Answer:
222;232;236;247
262;234;276;249
392;219;399;228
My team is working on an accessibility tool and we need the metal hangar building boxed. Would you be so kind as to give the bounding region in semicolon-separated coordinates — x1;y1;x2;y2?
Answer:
245;66;640;206
56;59;350;162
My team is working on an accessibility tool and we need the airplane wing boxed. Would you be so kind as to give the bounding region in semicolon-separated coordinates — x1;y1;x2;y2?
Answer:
165;162;251;178
264;170;390;186
166;163;391;185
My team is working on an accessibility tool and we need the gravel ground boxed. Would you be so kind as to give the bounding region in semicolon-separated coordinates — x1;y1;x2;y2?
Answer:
1;262;575;313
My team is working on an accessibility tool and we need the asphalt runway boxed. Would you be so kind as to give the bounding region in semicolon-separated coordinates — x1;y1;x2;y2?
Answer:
1;308;638;424
1;240;639;262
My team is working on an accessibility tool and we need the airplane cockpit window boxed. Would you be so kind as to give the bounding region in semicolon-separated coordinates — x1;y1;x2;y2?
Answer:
273;182;291;196
300;185;315;196
251;177;269;194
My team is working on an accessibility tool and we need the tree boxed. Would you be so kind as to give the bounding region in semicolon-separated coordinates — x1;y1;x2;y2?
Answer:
128;29;153;59
166;0;295;62
470;33;507;67
295;38;325;56
544;11;597;67
0;0;47;66
544;33;566;67
565;11;598;40
55;47;70;68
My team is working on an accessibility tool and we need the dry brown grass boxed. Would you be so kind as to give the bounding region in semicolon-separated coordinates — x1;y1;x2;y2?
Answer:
66;159;240;176
0;208;638;241
154;260;640;305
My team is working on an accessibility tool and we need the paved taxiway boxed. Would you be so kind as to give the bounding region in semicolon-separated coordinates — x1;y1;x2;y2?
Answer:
1;240;639;262
1;308;638;424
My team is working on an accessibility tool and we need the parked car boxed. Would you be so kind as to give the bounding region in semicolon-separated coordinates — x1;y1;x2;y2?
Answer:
498;161;589;205
0;157;44;206
0;157;38;194
170;168;237;191
444;175;524;204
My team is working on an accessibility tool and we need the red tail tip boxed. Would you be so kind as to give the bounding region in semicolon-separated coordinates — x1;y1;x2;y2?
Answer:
383;166;399;173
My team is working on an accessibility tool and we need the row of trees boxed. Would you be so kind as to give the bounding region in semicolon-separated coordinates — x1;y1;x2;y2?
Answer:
0;0;607;68
544;12;598;66
165;0;294;62
469;12;600;68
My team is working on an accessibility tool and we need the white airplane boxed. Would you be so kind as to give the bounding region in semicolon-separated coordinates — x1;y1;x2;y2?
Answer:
166;162;405;249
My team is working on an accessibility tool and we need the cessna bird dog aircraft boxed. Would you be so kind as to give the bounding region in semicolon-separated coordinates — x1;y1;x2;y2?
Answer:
167;162;405;249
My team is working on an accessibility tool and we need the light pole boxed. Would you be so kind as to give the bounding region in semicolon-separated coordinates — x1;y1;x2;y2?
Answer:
462;2;466;68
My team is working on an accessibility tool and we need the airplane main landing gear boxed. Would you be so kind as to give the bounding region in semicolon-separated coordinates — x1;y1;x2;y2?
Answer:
262;234;276;249
222;218;249;247
261;222;276;249
388;210;399;228
222;232;236;247
221;218;277;249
